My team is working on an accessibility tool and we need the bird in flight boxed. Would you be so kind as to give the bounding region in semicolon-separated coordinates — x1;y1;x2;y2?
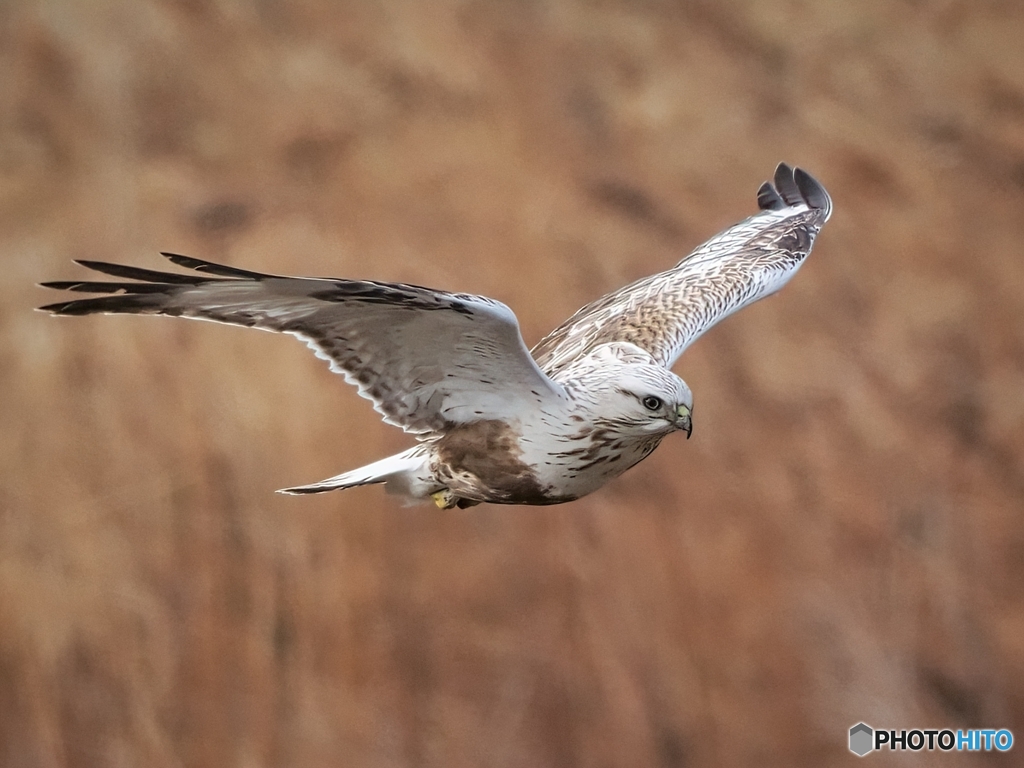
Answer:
40;163;831;508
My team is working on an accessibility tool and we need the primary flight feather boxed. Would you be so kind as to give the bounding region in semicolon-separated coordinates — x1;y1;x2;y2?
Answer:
39;163;831;508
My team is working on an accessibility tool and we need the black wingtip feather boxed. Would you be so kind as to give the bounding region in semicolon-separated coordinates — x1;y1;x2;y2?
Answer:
74;259;210;285
276;486;325;495
38;299;99;316
757;163;831;220
38;252;283;317
773;162;804;206
756;180;786;211
161;252;270;279
40;280;174;294
793;167;832;218
37;293;166;316
37;301;75;315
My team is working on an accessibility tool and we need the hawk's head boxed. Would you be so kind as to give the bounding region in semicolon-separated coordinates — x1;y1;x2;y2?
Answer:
564;343;693;438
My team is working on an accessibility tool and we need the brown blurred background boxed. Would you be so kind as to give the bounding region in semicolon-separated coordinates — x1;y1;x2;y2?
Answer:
2;0;1024;766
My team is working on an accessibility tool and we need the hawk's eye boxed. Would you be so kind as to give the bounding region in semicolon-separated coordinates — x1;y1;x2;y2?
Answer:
642;396;662;411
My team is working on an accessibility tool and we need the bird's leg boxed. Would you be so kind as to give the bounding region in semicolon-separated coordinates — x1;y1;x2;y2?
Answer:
431;489;458;509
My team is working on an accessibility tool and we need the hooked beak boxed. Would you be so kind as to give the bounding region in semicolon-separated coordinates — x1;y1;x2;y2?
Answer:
675;404;693;439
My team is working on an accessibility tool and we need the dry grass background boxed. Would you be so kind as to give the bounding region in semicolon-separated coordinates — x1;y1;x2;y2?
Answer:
2;0;1024;766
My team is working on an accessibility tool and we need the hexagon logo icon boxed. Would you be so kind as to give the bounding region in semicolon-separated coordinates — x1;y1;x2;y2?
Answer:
849;723;873;757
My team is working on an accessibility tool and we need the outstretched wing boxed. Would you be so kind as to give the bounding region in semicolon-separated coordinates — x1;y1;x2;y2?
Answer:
531;163;832;375
39;253;565;436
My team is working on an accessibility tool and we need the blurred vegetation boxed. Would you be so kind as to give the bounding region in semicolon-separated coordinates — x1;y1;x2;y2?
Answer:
2;0;1024;766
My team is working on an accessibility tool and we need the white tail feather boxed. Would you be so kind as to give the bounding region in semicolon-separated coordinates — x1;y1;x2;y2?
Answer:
277;447;430;497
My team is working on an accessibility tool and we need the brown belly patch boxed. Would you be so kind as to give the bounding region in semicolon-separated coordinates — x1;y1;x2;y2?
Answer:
433;419;555;505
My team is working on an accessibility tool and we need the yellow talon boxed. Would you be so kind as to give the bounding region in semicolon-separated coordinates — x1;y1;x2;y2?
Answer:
432;489;457;509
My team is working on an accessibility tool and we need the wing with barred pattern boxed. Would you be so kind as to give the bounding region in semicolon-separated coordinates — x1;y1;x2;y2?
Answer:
531;163;831;375
39;253;565;436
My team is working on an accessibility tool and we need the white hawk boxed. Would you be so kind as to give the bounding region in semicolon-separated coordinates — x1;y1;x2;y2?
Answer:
40;163;831;508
